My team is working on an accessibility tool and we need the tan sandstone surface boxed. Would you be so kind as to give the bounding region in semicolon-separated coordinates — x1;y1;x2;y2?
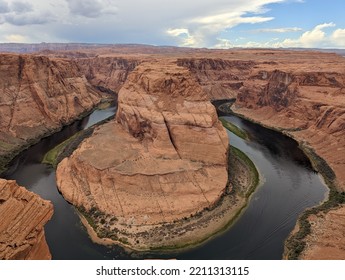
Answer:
0;179;53;260
0;53;102;173
56;59;229;249
298;206;345;259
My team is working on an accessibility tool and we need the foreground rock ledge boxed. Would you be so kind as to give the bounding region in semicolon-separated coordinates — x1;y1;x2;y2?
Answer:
57;60;229;249
0;179;53;260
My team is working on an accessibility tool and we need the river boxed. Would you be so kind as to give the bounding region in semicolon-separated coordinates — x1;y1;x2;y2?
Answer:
3;105;328;260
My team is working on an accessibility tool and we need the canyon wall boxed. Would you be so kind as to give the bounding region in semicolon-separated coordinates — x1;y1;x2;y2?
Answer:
234;68;345;190
0;53;102;173
178;51;345;259
177;58;254;100
0;179;53;259
56;60;228;236
177;51;344;190
76;57;140;93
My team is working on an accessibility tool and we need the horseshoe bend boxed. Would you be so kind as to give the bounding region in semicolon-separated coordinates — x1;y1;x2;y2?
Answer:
0;45;344;259
56;60;231;250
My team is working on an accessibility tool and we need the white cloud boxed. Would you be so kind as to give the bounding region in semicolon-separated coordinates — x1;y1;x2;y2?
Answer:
166;0;283;47
250;27;302;33
331;28;345;47
222;22;345;49
4;33;27;42
297;22;335;47
0;0;343;49
270;22;340;48
213;38;233;49
166;28;189;37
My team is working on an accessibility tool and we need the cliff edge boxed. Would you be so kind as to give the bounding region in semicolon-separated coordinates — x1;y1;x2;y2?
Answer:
0;53;102;173
0;179;53;260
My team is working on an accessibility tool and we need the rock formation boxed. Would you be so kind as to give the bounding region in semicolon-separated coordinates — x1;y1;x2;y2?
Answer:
0;53;102;173
176;50;345;192
0;179;53;260
56;60;228;246
234;66;345;191
76;57;140;93
177;58;254;100
299;206;345;259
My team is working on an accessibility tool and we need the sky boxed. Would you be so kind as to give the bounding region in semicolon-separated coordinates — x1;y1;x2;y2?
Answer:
0;0;344;49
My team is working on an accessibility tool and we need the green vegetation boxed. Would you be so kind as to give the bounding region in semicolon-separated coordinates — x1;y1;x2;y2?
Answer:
96;101;114;110
42;115;114;167
219;117;249;140
77;205;120;241
229;145;259;198
149;145;260;252
300;145;336;183
42;133;81;166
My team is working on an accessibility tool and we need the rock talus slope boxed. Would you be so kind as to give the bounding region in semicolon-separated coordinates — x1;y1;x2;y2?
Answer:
0;179;53;260
57;60;228;231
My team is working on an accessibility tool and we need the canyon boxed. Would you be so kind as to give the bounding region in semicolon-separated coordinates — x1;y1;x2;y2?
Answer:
0;45;344;259
56;60;229;249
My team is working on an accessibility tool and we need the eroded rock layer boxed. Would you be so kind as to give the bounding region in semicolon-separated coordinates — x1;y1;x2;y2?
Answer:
300;207;345;260
234;68;345;190
76;56;140;93
0;53;102;173
57;60;229;227
0;179;53;260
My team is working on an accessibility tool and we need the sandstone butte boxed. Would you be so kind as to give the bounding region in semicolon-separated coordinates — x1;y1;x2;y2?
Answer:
1;46;345;258
56;60;229;244
0;179;53;259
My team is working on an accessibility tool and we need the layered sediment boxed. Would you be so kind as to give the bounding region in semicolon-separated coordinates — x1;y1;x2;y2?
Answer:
0;53;102;173
56;60;229;249
0;179;53;260
76;57;140;93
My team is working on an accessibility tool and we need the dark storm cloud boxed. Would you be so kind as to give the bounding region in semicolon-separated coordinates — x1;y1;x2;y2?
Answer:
0;0;9;13
66;0;117;18
0;1;55;26
10;1;33;13
5;11;53;26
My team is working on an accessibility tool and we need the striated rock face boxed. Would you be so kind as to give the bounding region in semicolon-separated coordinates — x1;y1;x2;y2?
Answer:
0;53;102;173
57;60;228;228
0;179;53;260
235;68;345;190
177;58;254;100
76;57;140;93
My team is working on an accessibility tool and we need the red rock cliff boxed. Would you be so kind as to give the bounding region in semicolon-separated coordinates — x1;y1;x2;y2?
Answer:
0;53;102;172
0;179;53;260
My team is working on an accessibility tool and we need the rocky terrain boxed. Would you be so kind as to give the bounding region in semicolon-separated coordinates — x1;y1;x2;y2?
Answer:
299;206;345;259
56;59;229;249
0;53;103;174
0;179;53;259
76;56;140;93
0;45;344;258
